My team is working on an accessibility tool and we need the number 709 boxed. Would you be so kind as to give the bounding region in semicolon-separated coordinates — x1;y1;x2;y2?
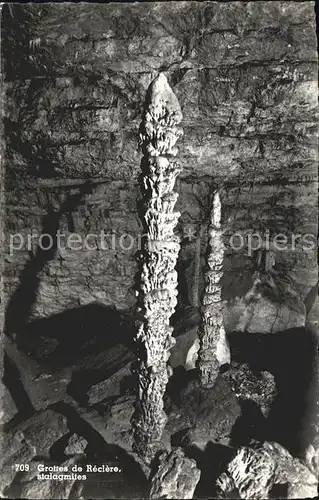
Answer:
14;464;30;471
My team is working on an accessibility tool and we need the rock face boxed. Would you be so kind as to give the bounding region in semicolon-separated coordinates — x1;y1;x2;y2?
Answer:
2;1;317;329
150;448;200;500
225;296;306;334
224;273;306;334
185;338;200;371
131;74;183;461
166;375;241;447
197;191;230;387
5;339;72;410
87;362;132;405
216;441;318;499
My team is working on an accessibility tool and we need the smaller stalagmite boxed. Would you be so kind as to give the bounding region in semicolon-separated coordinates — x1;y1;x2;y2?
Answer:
197;191;229;388
296;327;319;477
131;73;183;461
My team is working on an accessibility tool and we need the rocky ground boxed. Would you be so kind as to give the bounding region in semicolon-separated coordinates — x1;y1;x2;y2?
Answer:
1;308;319;498
1;2;318;499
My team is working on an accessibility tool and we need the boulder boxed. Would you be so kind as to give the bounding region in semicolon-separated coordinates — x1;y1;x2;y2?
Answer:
216;441;318;499
5;340;72;411
223;362;277;417
0;429;36;493
18;457;82;499
0;383;18;424
0;409;69;493
77;395;135;453
17;408;69;456
166;374;241;447
150;448;200;499
86;362;132;404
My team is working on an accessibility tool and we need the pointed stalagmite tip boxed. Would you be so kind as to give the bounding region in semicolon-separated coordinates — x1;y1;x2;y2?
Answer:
146;72;183;125
212;191;221;227
152;72;169;88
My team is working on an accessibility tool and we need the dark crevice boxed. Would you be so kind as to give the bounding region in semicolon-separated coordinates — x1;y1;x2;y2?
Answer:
184;442;235;498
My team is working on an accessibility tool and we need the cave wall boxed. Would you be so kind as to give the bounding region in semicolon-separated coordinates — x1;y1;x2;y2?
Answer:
4;177;210;317
2;2;318;324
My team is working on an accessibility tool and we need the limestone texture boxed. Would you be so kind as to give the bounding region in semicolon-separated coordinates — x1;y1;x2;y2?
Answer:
0;382;17;424
16;457;81;500
86;362;132;404
0;409;69;492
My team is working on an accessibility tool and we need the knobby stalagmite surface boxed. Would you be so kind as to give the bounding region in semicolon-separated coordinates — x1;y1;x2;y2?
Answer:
131;73;183;461
197;191;230;388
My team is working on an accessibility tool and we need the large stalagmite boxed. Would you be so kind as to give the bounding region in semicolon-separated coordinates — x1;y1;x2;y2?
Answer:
197;191;230;388
131;74;183;461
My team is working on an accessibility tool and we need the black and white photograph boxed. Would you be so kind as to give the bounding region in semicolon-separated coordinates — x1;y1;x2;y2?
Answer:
0;1;318;498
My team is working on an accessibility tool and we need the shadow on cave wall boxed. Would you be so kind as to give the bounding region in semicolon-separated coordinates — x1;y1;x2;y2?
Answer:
5;181;94;337
4;179;135;363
